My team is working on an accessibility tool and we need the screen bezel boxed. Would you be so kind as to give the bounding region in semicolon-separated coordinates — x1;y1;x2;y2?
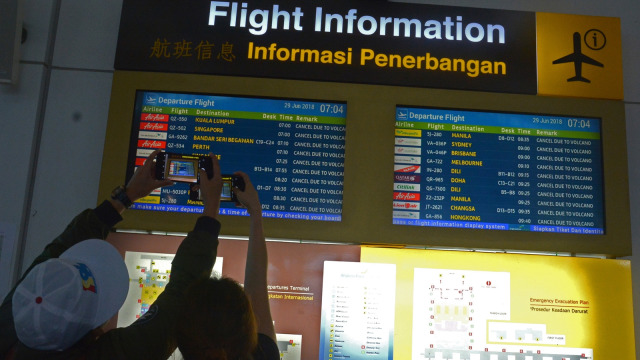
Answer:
165;156;199;183
98;71;631;256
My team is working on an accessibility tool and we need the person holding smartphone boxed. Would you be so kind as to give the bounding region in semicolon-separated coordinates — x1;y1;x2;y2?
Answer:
175;171;279;360
0;150;224;359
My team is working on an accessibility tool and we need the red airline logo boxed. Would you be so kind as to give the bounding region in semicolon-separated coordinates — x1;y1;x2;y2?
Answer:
140;122;168;131
393;192;420;201
396;165;420;173
393;202;420;209
137;140;166;149
141;113;169;122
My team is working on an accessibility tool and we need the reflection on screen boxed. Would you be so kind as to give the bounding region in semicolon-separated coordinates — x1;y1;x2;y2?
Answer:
221;181;232;200
168;160;196;177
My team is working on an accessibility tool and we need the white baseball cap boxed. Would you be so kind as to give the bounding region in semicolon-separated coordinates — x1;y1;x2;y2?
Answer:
12;239;129;351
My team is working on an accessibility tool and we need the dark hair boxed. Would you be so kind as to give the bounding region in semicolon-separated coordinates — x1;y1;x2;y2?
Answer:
177;277;258;360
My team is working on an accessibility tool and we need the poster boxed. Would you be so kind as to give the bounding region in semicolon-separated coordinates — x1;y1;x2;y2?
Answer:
116;251;223;326
361;247;635;360
277;333;302;360
319;261;396;360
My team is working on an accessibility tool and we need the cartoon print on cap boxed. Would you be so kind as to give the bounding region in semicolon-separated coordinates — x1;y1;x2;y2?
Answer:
74;263;97;293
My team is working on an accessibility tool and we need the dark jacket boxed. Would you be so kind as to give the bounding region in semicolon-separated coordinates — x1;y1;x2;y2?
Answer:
0;201;220;359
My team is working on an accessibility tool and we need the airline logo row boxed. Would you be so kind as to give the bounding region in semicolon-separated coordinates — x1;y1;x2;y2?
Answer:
394;168;421;204
392;211;420;220
393;202;420;211
394;135;422;204
396;146;423;156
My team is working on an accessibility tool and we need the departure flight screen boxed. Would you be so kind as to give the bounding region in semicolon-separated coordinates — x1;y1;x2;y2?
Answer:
126;91;346;221
393;107;604;234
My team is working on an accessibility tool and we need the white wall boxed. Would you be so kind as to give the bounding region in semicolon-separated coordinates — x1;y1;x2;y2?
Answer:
0;1;123;286
1;0;638;352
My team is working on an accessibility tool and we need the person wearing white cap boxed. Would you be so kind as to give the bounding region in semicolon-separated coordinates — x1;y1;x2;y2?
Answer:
0;150;224;359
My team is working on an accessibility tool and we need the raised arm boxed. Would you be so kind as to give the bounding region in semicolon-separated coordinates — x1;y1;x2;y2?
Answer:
234;171;276;342
96;153;223;359
110;149;174;214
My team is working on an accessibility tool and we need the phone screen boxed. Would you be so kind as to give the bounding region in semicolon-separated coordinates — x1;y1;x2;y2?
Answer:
165;157;199;183
221;177;233;201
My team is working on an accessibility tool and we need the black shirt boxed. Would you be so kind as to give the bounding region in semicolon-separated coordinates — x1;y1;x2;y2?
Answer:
254;334;279;360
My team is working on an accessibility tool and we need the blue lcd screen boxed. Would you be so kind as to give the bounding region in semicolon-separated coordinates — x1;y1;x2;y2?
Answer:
127;91;347;221
392;106;605;235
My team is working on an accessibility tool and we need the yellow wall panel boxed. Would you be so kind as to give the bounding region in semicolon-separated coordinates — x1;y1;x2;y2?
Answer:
537;13;623;99
361;247;635;359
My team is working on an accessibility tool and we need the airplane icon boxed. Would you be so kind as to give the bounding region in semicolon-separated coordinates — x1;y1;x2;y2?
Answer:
552;32;603;83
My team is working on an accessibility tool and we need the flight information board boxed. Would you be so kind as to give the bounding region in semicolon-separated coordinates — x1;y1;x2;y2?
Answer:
392;107;604;234
126;91;346;221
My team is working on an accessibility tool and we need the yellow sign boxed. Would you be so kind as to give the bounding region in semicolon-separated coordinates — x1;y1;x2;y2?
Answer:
537;13;623;99
361;247;635;359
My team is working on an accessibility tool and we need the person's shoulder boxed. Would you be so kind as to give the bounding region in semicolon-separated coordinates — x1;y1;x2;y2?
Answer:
253;333;279;360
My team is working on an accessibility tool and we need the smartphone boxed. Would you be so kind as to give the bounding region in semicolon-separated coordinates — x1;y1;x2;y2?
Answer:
155;152;244;202
221;174;246;202
155;152;213;183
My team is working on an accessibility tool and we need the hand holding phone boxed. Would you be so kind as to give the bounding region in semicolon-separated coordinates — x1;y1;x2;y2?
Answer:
221;174;245;202
232;171;260;215
155;152;243;202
